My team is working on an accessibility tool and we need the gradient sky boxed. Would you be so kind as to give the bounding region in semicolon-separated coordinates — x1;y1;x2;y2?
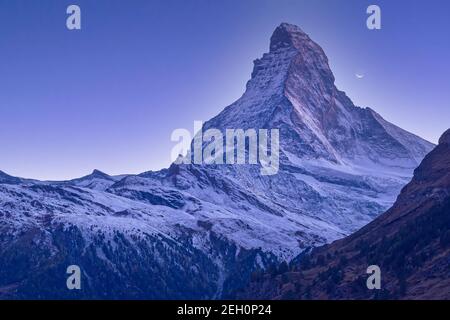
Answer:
0;0;449;180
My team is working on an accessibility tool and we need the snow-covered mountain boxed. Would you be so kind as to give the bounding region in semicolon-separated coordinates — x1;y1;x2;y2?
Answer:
0;23;434;299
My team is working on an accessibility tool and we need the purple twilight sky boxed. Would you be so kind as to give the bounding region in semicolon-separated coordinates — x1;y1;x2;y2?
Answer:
0;0;449;180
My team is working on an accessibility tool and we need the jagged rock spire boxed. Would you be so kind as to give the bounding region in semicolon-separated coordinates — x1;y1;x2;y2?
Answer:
269;23;310;51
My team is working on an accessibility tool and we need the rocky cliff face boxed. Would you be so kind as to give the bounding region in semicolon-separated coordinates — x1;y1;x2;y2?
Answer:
241;129;450;299
0;23;435;299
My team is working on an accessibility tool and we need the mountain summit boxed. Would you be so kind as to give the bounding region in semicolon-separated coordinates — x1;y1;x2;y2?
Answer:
207;23;432;168
270;23;311;50
0;23;435;299
270;23;335;85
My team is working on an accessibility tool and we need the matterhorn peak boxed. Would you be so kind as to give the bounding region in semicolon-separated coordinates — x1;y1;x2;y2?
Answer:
270;23;310;51
268;23;336;95
438;129;450;145
244;23;334;102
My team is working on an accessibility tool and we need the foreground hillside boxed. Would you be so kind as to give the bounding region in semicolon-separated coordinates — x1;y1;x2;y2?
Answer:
241;130;450;299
